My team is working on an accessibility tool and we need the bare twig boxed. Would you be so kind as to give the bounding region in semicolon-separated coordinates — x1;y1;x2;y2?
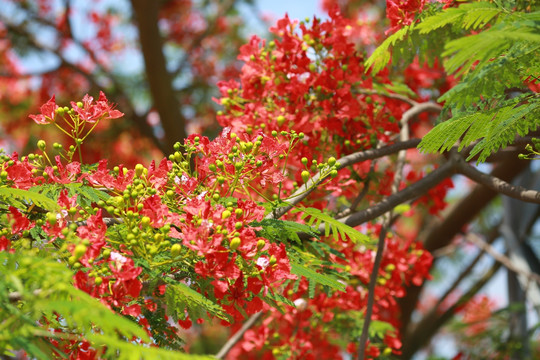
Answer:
405;227;499;349
215;312;263;359
358;100;411;360
356;89;418;107
336;156;456;229
8;289;42;303
268;139;422;220
399;153;529;359
456;158;540;204
466;233;540;284
404;258;503;358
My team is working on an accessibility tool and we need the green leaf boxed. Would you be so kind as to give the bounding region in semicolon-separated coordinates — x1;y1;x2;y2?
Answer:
88;333;214;360
0;187;60;211
416;2;501;34
165;282;230;322
419;95;540;163
64;183;111;207
364;24;414;74
254;218;320;244
291;207;372;244
290;261;346;293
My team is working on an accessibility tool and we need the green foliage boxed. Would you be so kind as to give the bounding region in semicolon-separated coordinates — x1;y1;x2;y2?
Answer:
364;24;415;75
165;282;230;323
290;261;346;294
291;207;372;244
0;186;60;211
30;183;111;208
87;334;214;360
419;94;540;162
333;310;395;343
254;218;320;244
0;250;201;359
366;0;540;163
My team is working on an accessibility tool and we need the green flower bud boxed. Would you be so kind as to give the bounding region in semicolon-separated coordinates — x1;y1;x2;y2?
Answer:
135;164;145;177
301;170;310;183
73;244;87;259
229;237;241;251
37;140;46;151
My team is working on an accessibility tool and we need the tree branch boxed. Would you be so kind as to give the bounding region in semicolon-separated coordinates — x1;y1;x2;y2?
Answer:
359;104;411;359
337;156;456;229
466;232;540;285
456;158;540;204
403;258;503;358
268;139;422;220
399;153;529;358
130;0;187;153
403;227;498;356
215;312;263;359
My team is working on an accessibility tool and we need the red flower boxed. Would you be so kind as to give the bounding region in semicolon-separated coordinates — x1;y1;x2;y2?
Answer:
45;156;81;184
7;206;34;235
0;236;11;251
386;0;426;34
29;95;58;124
70;91;124;123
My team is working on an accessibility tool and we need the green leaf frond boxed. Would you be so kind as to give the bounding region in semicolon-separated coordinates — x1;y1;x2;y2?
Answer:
0;186;60;212
29;183;111;209
1;251;203;359
254;218;320;244
88;334;213;360
364;24;415;75
290;261;346;295
291;207;372;245
419;95;540;163
164;282;230;322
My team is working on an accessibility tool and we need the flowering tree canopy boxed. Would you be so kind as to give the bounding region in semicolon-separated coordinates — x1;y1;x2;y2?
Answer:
1;0;539;359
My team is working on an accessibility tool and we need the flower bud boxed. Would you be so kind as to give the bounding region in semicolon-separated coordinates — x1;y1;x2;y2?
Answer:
221;210;231;219
134;164;145;177
37;140;46;151
171;243;181;257
328;157;336;167
73;244;87;259
301;170;310;183
229;237;241;251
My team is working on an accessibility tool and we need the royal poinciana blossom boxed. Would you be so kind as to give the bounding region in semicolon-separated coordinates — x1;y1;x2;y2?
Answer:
0;3;476;360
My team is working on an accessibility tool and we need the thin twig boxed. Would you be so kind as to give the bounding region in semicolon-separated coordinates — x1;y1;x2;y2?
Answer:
268;139;422;220
455;158;540;204
356;89;418;107
466;233;540;284
403;259;503;358
358;99;411;360
215;312;263;359
335;156;457;229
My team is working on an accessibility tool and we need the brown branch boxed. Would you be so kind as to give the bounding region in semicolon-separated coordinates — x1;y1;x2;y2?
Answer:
359;104;411;359
356;89;418;107
358;224;390;359
403;258;503;358
172;0;237;78
399;153;529;358
268;139;422;220
215;312;263;359
131;0;187;154
456;158;540;204
337;156;456;229
403;228;498;355
8;289;42;303
466;233;540;284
